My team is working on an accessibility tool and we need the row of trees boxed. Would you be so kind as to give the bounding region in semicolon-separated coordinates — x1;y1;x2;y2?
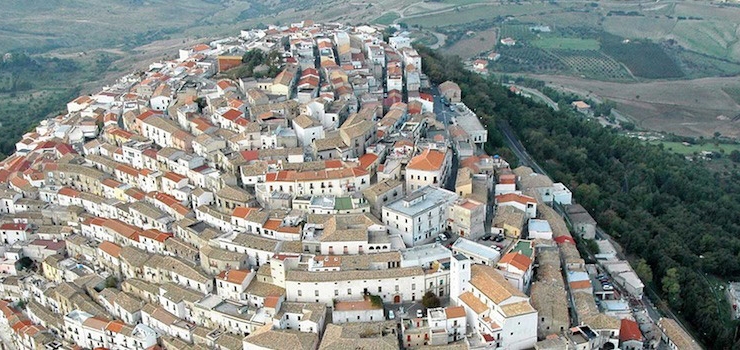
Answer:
418;45;740;348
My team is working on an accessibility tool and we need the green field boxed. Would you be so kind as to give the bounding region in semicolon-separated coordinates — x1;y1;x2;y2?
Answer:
650;141;740;155
600;33;684;79
721;87;740;105
550;49;632;80
373;12;400;25
533;37;601;50
499;24;536;41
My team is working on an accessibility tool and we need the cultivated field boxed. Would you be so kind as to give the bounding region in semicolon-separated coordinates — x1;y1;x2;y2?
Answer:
649;141;740;156
447;29;499;58
529;74;740;138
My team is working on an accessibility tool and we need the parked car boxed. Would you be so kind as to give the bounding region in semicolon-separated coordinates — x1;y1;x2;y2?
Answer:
388;310;395;320
494;235;505;242
603;285;614;291
482;234;492;241
438;233;448;241
416;309;424;318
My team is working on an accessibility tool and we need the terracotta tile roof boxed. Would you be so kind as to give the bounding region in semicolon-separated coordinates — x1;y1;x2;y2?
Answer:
82;316;110;330
445;306;466;318
140;229;171;243
498;252;532;272
358;153;378;170
495;193;536;206
0;223;27;231
470;264;526;304
105;320;125;333
99;241;122;258
620;319;642;342
407;148;445;171
216;269;251;284
221;108;243;121
569;280;592;290
499;174;516;185
232;206;258;219
459;291;487;314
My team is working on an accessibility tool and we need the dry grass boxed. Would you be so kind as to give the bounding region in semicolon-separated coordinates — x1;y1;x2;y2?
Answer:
529;74;740;138
447;28;498;58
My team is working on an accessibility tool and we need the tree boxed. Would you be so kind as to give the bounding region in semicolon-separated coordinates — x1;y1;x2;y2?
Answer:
422;291;441;308
634;258;653;283
105;276;119;289
729;150;740;163
662;268;681;308
15;257;33;271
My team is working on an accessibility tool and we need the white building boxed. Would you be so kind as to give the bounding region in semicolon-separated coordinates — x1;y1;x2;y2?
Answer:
527;219;553;240
405;148;451;193
292;115;325;147
383;186;459;247
456;264;538;349
332;297;385;324
452;238;500;266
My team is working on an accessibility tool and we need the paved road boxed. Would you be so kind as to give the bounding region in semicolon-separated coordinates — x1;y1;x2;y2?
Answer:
503;84;560;111
497;120;547;175
497;118;699;343
431;87;459;191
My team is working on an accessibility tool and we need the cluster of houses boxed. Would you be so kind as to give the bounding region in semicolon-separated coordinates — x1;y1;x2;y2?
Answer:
0;20;700;350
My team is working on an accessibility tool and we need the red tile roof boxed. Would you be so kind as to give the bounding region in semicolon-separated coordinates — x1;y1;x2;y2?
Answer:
620;319;643;342
498;252;532;272
495;193;535;206
407;148;445;172
98;241;122;258
358;153;378;170
0;223;27;231
216;269;251;284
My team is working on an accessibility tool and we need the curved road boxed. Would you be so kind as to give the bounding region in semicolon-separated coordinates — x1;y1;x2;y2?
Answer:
502;84;560;111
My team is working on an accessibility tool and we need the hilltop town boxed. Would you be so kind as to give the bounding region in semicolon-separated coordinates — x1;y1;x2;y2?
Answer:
0;22;699;350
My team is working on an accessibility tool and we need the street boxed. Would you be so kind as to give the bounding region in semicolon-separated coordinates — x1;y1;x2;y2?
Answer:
431;86;459;192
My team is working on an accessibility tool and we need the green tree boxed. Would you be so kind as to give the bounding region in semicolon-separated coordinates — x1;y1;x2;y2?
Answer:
422;291;441;308
634;259;653;283
14;257;33;271
105;276;119;289
662;268;681;308
729;150;740;163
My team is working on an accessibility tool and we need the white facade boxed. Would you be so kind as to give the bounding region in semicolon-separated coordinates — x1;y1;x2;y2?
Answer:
383;186;459;247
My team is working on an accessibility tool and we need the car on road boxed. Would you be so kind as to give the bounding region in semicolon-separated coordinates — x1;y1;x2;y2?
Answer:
481;234;492;241
603;284;614;291
388;310;395;320
438;233;448;242
416;309;423;318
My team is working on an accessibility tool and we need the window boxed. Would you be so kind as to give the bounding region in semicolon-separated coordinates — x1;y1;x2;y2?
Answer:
298;290;302;296
315;290;319;296
335;290;339;296
348;288;352;295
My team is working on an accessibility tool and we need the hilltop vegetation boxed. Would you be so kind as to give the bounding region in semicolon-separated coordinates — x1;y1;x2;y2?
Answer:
419;45;740;349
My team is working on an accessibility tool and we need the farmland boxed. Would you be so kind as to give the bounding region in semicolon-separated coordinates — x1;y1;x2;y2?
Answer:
532;37;600;51
549;50;632;80
599;33;684;79
447;28;498;58
528;74;740;138
648;141;740;156
372;12;400;25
